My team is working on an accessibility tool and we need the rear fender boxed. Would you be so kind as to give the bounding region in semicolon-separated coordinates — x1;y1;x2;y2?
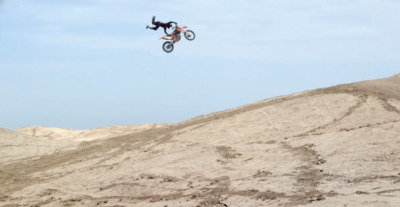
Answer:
160;36;173;40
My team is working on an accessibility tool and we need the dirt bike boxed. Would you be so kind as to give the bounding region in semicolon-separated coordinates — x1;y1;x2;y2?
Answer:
160;24;195;53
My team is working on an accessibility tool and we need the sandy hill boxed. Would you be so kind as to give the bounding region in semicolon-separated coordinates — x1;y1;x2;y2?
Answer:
16;124;168;142
1;74;400;207
0;127;74;162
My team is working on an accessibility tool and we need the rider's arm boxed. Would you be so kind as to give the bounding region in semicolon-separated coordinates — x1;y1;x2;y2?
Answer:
167;21;177;26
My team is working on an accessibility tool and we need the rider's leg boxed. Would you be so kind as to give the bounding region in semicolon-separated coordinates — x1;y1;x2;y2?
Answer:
147;23;160;30
153;23;160;30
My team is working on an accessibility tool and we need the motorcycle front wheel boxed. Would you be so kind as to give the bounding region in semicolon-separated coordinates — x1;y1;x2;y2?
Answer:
162;42;174;53
184;30;195;41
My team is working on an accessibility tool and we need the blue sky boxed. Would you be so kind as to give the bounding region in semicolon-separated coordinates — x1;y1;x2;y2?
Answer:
1;0;399;129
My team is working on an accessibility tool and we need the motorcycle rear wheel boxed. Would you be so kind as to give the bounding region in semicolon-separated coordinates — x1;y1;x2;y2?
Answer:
184;30;195;41
163;42;174;53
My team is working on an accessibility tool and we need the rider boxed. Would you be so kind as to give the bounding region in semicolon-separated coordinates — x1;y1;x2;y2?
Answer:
146;16;177;35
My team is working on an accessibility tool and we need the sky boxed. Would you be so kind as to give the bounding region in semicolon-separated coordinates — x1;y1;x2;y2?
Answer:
1;0;400;130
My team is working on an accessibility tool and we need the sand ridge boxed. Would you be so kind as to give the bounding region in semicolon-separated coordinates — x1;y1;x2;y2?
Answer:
16;124;169;141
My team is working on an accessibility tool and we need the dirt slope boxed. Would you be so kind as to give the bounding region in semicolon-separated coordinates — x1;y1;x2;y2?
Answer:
16;124;169;142
1;74;400;207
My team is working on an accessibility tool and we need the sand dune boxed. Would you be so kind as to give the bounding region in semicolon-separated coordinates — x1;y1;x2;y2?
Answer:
16;124;169;141
1;74;399;207
0;127;75;163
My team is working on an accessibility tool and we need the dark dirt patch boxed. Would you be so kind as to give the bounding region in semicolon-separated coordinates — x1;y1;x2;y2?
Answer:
216;146;242;159
253;170;272;178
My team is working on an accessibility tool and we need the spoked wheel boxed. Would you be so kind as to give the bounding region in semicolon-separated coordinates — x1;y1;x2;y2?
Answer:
184;30;195;41
162;42;174;53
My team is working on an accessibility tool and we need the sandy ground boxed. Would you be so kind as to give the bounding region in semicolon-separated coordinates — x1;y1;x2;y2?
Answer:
1;74;400;207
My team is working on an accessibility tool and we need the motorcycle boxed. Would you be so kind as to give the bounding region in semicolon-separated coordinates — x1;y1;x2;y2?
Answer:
160;23;195;53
